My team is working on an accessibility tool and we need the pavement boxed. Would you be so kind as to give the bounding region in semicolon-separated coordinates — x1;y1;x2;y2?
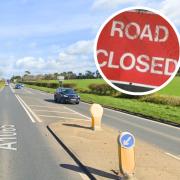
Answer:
0;85;179;180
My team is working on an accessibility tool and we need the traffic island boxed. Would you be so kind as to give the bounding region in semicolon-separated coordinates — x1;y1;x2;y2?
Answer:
48;119;180;180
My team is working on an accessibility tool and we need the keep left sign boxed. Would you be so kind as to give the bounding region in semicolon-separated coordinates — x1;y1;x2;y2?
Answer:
94;7;180;95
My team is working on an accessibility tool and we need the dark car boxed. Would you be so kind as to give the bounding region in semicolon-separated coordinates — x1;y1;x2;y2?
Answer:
54;88;80;104
15;84;22;89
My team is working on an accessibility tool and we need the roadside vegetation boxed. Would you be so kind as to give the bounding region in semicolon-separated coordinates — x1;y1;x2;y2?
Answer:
0;81;5;88
12;71;180;124
24;78;180;125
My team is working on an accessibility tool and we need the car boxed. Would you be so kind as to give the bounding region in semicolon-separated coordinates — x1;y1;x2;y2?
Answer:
15;84;22;89
54;88;80;104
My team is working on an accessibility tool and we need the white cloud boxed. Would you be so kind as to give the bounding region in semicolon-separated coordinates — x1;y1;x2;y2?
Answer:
1;39;96;78
161;0;180;25
92;0;135;10
16;57;46;69
91;0;180;27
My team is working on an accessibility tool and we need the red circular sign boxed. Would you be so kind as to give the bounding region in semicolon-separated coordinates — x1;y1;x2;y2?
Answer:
95;7;180;95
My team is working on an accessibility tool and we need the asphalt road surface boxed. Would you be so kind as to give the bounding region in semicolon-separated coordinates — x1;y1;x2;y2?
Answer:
0;86;88;180
0;85;180;180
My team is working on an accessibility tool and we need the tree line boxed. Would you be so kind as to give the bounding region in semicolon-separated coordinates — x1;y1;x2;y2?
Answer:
11;70;102;82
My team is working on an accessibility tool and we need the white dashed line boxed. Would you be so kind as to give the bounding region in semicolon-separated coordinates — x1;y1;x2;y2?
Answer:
39;115;86;121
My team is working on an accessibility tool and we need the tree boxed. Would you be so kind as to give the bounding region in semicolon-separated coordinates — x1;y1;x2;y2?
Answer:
24;71;31;76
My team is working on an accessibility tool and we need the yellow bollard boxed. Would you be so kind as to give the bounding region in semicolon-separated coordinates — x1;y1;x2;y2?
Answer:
90;103;103;130
118;132;135;179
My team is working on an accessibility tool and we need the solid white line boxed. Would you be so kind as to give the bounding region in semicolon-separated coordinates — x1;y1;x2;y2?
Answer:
29;105;63;109
15;95;36;123
39;115;86;120
9;85;15;93
81;101;180;130
17;96;42;123
165;152;180;160
34;109;76;114
63;106;91;120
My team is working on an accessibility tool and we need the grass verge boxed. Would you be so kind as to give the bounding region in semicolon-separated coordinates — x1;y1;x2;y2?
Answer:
0;81;5;89
25;84;180;125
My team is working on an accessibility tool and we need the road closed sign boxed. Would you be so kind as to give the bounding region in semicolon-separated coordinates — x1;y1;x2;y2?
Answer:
94;7;180;95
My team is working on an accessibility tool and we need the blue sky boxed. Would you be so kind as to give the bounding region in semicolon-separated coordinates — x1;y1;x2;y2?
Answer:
0;0;179;78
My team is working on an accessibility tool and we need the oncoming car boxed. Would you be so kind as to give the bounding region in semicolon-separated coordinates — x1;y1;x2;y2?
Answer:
15;84;22;89
54;88;80;104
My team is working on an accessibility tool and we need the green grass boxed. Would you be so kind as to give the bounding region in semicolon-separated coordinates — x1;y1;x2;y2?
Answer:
158;76;180;96
25;84;180;124
38;79;105;90
0;81;5;88
37;77;180;96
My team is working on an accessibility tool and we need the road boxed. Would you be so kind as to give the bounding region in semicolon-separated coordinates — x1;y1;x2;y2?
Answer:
0;86;87;180
17;85;180;156
0;85;180;180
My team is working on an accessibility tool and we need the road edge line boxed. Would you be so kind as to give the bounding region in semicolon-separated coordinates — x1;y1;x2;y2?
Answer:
17;95;42;123
47;125;96;180
15;95;36;123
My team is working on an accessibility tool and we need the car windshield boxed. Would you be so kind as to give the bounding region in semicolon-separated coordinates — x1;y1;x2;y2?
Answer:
61;88;75;94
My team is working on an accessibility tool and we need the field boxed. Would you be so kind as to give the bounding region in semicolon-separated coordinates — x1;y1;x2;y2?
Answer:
23;76;180;124
39;76;180;96
158;76;180;96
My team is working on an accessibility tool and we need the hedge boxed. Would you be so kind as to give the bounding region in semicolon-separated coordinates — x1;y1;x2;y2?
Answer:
88;83;118;95
22;81;76;89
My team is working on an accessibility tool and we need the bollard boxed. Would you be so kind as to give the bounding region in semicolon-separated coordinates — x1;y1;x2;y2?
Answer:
90;103;103;130
118;132;135;179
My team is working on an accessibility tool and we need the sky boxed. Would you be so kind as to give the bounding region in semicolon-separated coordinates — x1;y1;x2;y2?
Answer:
0;0;180;78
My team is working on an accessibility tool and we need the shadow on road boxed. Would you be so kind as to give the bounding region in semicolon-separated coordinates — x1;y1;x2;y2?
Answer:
44;99;56;103
62;123;91;130
60;164;121;179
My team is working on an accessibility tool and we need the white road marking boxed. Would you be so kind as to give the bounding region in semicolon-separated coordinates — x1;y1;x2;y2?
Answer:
0;125;17;151
34;109;76;114
63;106;91;120
165;152;180;160
9;84;15;93
18;95;42;123
15;95;36;123
16;95;42;123
29;105;63;109
39;114;86;121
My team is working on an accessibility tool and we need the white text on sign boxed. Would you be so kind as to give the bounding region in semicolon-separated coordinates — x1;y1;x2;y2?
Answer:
111;21;169;42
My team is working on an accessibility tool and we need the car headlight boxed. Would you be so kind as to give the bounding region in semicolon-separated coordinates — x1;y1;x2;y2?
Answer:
63;95;68;97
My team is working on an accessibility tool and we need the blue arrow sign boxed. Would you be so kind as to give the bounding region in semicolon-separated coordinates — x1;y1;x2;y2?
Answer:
118;132;135;149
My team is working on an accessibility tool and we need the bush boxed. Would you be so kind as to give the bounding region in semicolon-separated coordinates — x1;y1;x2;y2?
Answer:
88;83;117;95
140;94;180;106
62;83;76;88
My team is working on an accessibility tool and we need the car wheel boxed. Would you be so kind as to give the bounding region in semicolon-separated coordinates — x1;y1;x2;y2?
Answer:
54;97;57;103
76;101;79;104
